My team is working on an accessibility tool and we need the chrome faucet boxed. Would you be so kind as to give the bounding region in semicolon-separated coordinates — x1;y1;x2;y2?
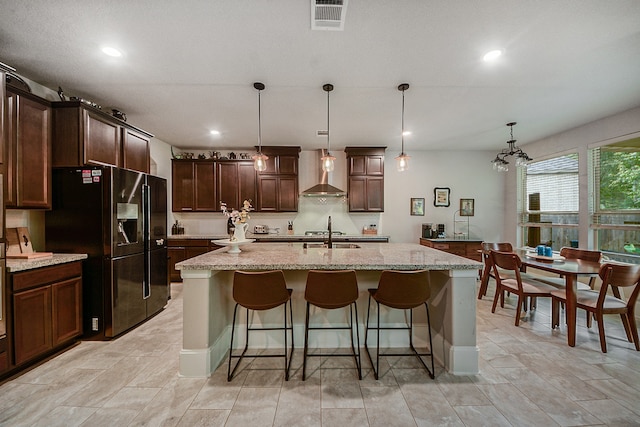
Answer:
326;215;333;248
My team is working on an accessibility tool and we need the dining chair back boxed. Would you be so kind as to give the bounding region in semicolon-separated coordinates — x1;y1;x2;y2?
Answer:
489;250;557;326
551;262;640;352
478;242;513;299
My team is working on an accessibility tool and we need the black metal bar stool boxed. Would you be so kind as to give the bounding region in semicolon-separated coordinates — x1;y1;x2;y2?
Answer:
227;270;294;381
303;269;362;380
365;270;435;380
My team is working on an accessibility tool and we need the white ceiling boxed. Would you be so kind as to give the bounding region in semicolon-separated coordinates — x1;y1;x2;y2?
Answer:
1;0;640;156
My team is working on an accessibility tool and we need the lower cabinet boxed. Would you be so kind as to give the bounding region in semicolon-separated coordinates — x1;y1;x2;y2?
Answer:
419;238;483;261
10;262;83;368
168;239;221;282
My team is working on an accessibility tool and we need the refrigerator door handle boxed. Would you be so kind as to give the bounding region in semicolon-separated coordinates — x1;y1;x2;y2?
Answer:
143;183;151;300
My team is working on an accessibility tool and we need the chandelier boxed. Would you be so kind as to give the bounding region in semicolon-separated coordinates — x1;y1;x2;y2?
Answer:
491;122;532;172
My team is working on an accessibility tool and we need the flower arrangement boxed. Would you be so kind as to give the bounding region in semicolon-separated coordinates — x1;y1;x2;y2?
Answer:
220;199;253;224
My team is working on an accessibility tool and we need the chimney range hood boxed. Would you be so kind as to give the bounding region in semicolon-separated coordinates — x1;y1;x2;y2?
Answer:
300;149;346;197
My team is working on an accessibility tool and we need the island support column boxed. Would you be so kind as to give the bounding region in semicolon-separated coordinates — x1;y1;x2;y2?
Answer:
428;268;479;375
179;269;233;377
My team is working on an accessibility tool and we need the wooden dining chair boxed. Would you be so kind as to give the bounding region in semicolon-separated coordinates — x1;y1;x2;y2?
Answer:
551;263;640;353
478;242;513;299
534;247;601;326
490;250;557;326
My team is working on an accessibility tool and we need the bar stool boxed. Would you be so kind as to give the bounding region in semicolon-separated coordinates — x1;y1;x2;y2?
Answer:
365;270;435;380
303;270;362;380
227;270;294;381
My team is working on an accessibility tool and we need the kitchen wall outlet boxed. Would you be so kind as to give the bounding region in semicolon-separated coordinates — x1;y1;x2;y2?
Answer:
92;317;99;331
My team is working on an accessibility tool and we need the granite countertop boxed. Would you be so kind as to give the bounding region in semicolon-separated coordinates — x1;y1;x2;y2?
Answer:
176;242;481;271
169;233;390;242
7;253;88;273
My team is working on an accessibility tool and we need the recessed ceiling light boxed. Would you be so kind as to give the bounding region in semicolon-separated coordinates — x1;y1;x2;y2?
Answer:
210;130;220;135
483;49;502;62
402;131;412;136
101;46;122;57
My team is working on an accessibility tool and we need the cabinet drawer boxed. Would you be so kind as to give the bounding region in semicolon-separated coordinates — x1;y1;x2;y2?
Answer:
168;239;209;247
12;262;82;292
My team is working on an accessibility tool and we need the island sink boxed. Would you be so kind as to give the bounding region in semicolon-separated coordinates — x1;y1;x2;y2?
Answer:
302;242;361;249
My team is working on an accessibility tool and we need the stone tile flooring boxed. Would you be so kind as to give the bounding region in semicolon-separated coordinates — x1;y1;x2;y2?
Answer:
1;281;639;426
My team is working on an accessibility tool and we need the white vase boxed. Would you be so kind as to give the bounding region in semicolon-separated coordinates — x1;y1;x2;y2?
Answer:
233;222;248;242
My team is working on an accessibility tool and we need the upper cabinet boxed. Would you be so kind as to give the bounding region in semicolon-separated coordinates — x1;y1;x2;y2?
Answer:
171;160;216;212
52;101;152;173
345;147;385;212
170;147;299;213
5;87;52;209
217;161;256;212
256;146;300;212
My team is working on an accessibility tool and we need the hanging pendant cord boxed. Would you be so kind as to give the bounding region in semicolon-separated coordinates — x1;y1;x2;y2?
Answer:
257;89;262;151
401;88;405;154
326;89;330;152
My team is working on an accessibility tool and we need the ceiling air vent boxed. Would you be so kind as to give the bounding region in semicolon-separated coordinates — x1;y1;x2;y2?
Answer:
311;0;348;31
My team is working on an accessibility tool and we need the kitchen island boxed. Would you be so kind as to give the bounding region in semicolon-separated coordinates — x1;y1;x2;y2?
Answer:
176;242;482;377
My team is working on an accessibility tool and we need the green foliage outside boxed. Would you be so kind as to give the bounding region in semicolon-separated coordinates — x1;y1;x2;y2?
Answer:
599;150;640;210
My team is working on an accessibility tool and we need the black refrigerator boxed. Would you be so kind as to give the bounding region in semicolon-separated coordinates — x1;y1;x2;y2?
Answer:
45;166;168;339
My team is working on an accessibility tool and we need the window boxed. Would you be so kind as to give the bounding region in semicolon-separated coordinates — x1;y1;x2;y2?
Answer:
519;154;579;250
590;138;640;263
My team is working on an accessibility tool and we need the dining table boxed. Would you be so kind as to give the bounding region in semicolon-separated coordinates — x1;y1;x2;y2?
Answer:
515;249;602;347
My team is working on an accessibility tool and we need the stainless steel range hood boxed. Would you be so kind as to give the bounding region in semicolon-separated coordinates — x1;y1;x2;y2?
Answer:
300;149;347;197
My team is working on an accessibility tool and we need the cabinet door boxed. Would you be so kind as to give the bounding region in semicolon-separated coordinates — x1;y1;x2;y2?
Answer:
257;176;278;211
348;177;367;211
52;277;82;346
278;155;298;174
84;110;121;166
349;156;367;175
194;161;216;211
217;162;240;211
168;247;186;282
365;177;384;211
172;161;194;211
6;91;52;208
122;128;150;173
238;162;257;205
16;94;51;208
13;286;52;365
366;155;384;175
278;177;298;211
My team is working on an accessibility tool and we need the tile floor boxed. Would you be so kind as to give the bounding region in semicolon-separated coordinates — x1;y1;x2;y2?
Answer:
1;281;640;426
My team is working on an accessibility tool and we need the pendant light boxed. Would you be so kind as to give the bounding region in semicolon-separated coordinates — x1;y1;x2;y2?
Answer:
395;83;410;172
252;82;269;172
321;83;336;172
490;122;532;172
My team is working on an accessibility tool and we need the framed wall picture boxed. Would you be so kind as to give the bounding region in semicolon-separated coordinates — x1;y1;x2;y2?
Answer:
433;187;450;207
411;198;425;216
460;198;475;216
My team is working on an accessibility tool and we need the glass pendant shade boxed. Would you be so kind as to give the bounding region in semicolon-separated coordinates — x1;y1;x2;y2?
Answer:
395;153;410;172
252;152;268;171
321;152;336;172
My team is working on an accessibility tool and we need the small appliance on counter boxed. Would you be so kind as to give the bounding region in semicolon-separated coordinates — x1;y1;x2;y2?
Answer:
254;225;269;234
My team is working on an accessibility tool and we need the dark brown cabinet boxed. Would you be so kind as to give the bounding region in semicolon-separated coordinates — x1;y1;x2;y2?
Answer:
217;161;257;212
5;87;52;209
419;238;483;262
52;101;152;173
171;160;216;211
345;147;385;212
10;262;83;367
121;127;150;173
256;147;300;212
168;239;221;282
